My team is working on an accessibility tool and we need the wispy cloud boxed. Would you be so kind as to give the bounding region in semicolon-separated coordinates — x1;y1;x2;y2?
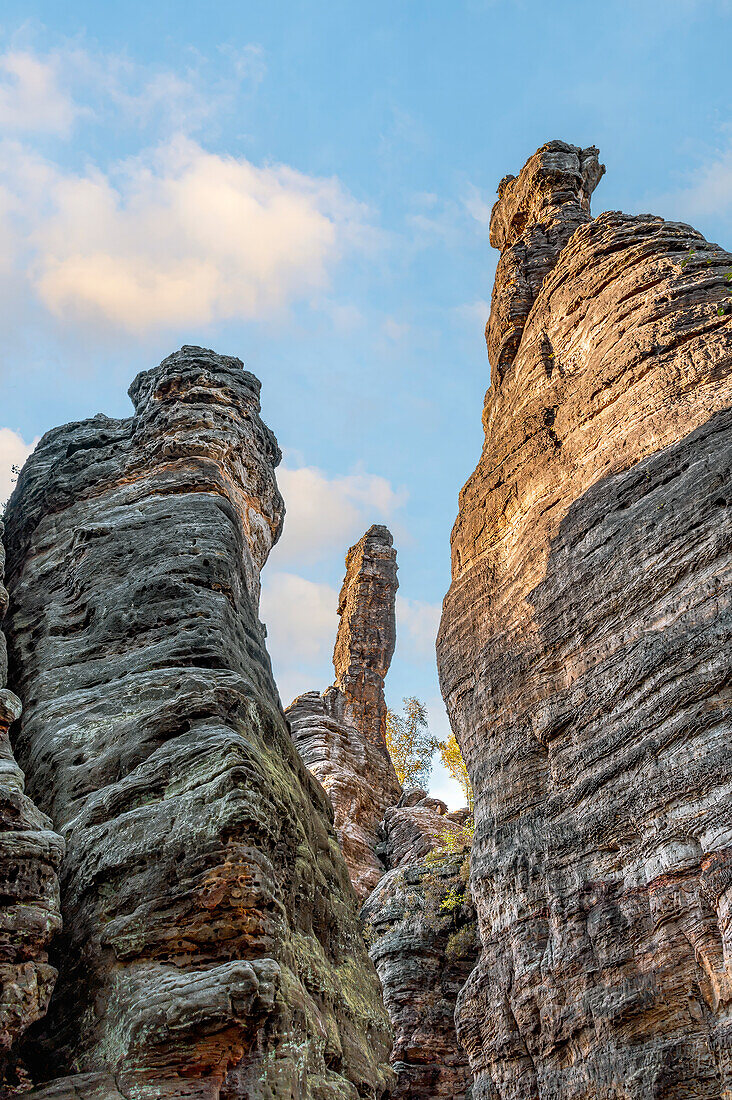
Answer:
0;135;374;334
463;182;494;226
270;462;407;567
260;571;339;707
0;428;37;504
656;143;732;225
0;49;78;135
396;595;441;661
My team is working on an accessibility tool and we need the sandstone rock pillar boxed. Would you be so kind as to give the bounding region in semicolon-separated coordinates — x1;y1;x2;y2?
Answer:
4;347;393;1099
287;525;402;901
438;143;732;1098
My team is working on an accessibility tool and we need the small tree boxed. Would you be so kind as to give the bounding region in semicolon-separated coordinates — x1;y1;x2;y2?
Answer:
438;731;473;810
385;696;436;788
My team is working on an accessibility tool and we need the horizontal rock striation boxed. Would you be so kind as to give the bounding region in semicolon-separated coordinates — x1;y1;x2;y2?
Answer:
437;143;732;1097
362;791;478;1100
4;347;393;1099
486;140;604;382
287;525;401;901
0;520;63;1095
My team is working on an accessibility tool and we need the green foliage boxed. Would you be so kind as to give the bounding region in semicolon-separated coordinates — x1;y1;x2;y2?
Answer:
439;885;463;913
436;732;473;809
385;696;437;787
445;923;478;961
420;819;474;931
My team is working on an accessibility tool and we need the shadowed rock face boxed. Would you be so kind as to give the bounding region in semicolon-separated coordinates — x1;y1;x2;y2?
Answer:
287;526;401;901
0;521;63;1094
437;144;732;1098
362;791;478;1100
4;347;393;1099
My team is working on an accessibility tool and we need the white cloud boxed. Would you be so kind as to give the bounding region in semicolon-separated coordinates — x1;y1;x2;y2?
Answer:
0;428;36;504
396;595;441;661
463;182;494;226
30;137;370;331
260;571;339;707
0;50;77;135
454;299;490;331
657;144;732;224
0;135;372;334
382;317;410;342
425;697;468;810
270;463;407;567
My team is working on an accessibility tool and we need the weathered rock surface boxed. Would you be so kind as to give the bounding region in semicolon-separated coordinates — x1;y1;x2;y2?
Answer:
486;140;605;383
0;519;64;1094
438;143;732;1097
287;526;401;901
362;791;478;1100
4;347;393;1099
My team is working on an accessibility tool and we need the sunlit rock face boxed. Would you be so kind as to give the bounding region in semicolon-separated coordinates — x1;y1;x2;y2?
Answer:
437;143;732;1098
287;525;402;901
361;791;478;1100
0;520;63;1095
4;346;393;1100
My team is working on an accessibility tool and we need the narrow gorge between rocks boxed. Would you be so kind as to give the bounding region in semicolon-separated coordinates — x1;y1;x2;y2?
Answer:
0;140;730;1100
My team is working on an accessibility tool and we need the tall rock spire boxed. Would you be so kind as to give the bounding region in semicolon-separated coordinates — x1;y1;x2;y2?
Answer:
287;524;402;901
438;143;732;1097
332;524;398;748
4;346;393;1099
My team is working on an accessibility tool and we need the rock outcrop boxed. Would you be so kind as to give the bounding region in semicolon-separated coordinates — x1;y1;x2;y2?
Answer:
362;792;478;1100
437;142;732;1097
3;347;393;1099
287;528;477;1097
287;526;402;901
0;521;63;1094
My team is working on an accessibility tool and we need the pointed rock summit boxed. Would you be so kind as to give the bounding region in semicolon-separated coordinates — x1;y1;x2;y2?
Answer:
287;524;402;901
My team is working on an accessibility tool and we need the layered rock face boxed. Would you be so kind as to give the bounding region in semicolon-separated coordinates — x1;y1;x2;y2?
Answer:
287;526;401;900
287;527;476;1097
4;347;393;1099
437;142;732;1097
0;521;63;1094
362;792;478;1100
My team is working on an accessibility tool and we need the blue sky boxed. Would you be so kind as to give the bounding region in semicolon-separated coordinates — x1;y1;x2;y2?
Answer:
1;1;730;805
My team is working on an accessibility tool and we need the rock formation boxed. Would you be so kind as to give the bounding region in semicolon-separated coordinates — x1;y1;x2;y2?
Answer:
437;141;732;1097
3;347;393;1099
361;792;478;1100
287;525;402;900
0;521;63;1094
288;529;477;1097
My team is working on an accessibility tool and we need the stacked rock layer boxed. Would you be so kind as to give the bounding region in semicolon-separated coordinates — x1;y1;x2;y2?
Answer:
0;521;64;1094
437;142;732;1097
362;791;478;1100
288;529;477;1097
3;347;393;1100
287;525;402;901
